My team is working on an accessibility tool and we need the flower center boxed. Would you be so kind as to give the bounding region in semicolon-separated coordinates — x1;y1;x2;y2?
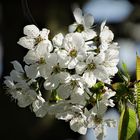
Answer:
87;63;96;70
76;24;84;33
53;64;61;73
38;57;46;64
69;49;77;58
35;35;44;45
70;80;78;89
94;115;102;124
93;36;101;47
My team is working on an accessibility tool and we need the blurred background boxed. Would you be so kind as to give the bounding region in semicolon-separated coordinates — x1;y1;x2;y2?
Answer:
0;0;140;140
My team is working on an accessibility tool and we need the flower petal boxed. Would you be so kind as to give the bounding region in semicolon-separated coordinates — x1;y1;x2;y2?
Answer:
84;14;94;28
17;37;35;49
57;84;71;99
52;33;64;46
83;70;96;87
73;8;83;24
24;24;40;38
11;61;24;73
76;62;87;74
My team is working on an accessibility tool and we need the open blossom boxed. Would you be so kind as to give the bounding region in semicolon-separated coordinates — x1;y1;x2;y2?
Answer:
76;52;108;87
18;24;52;51
99;21;114;52
69;8;96;40
4;7;120;139
56;32;86;69
4;61;38;107
57;74;85;103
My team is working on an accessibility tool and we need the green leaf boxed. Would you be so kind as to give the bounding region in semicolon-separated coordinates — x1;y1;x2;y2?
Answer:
119;62;130;83
118;107;138;140
136;55;140;124
91;81;104;93
136;82;140;125
136;55;140;80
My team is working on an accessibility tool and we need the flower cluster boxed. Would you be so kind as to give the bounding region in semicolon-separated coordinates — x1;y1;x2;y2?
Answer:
4;8;119;140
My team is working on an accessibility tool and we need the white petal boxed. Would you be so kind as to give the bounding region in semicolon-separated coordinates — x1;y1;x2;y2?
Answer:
40;28;50;39
68;24;77;33
82;30;97;40
105;67;118;76
99;43;109;52
95;124;106;140
23;24;40;38
37;40;53;53
25;64;39;79
70;93;86;106
93;65;108;81
68;58;78;69
10;70;23;83
39;64;52;79
11;61;24;73
76;51;86;61
73;8;83;24
17;37;35;49
58;72;71;83
76;62;87;74
70;117;87;135
57;84;71;99
57;50;69;68
100;21;106;31
47;53;58;67
94;52;105;64
43;75;59;90
4;76;15;89
86;53;95;64
24;50;39;64
83;71;96;87
84;14;94;28
100;25;114;43
72;33;84;49
52;33;64;46
32;96;47;117
91;102;107;117
105;119;117;128
56;112;74;121
17;90;36;108
74;87;84;95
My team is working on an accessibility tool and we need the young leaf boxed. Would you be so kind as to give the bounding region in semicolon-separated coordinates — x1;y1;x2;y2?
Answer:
136;55;140;124
118;107;138;140
122;62;130;82
136;55;140;81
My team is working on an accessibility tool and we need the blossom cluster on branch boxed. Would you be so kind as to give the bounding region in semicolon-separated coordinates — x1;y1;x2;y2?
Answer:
4;8;120;140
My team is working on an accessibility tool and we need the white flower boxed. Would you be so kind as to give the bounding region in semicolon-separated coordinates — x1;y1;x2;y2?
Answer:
4;76;16;89
60;32;86;69
18;25;52;50
16;89;37;108
76;52;108;87
94;119;117;140
4;61;38;107
101;89;116;107
70;115;87;135
69;8;96;40
57;74;85;100
32;94;48;117
44;72;70;90
94;123;106;140
24;45;55;79
99;21;114;52
103;43;119;76
100;21;114;43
